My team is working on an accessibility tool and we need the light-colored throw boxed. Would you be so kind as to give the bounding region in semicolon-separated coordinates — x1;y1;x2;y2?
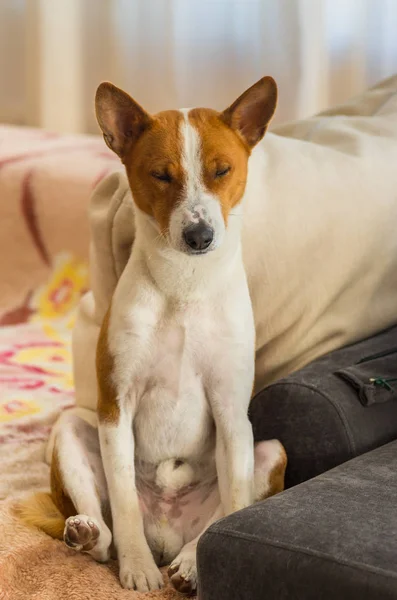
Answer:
74;74;397;415
0;501;177;599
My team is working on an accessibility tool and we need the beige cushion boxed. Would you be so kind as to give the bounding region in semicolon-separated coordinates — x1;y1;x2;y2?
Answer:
73;75;397;410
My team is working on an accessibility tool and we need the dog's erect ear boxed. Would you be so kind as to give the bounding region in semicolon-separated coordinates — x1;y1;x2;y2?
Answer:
95;82;152;159
222;76;277;149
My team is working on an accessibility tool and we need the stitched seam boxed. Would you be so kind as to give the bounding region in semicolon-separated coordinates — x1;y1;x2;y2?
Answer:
259;380;356;455
204;529;397;581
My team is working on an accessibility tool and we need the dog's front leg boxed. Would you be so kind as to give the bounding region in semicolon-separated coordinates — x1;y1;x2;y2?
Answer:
98;406;163;591
210;380;255;515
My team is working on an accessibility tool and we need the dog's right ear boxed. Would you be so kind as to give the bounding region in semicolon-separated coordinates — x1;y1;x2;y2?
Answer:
95;82;152;159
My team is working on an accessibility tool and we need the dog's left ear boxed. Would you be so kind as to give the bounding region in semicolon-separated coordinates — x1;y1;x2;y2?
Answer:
95;82;152;159
222;76;277;149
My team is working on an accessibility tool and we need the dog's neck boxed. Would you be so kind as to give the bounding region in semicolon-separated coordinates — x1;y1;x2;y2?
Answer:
131;206;245;302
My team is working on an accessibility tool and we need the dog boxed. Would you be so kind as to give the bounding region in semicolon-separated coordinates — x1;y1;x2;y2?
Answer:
17;76;287;594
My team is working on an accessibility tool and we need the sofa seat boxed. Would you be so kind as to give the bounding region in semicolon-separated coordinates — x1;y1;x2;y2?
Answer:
198;439;397;600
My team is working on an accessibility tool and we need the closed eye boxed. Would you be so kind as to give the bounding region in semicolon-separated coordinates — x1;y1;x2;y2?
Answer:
151;171;172;183
215;166;231;178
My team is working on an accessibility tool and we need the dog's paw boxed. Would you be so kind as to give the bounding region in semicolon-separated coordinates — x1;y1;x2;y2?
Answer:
64;515;100;551
64;515;111;562
119;555;163;592
168;545;197;595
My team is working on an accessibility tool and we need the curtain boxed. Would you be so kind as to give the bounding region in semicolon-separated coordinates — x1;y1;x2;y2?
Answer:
1;0;397;134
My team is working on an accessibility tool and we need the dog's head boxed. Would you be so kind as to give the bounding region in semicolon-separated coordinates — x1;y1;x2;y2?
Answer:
95;77;277;256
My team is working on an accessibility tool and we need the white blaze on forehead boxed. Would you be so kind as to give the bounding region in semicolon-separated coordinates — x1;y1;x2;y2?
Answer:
178;109;223;225
179;108;203;203
166;109;225;252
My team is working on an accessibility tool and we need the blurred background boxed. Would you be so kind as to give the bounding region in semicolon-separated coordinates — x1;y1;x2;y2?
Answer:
1;0;397;134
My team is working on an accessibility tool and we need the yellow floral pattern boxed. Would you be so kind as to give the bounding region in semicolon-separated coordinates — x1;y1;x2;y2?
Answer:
31;254;88;321
0;253;88;440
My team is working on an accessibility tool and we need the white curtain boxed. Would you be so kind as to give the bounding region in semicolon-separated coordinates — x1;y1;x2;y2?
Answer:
1;0;397;134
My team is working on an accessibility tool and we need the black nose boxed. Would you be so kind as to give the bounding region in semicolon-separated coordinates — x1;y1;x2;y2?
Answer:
183;223;214;251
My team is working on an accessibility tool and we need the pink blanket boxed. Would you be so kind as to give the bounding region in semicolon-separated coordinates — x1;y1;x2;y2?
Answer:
0;124;118;320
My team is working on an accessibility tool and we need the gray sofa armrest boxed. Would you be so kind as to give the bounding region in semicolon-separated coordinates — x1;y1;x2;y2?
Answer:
197;440;397;600
249;325;397;488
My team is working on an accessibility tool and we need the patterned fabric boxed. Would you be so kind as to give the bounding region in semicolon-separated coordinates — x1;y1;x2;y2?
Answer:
0;124;117;448
0;253;88;445
0;124;118;320
0;124;115;505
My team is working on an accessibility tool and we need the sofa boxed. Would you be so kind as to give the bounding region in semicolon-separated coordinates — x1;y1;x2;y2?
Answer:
198;324;397;599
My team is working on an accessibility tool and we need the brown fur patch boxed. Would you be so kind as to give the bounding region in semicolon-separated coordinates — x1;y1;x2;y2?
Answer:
222;76;278;148
264;444;288;500
50;446;76;520
124;110;185;234
188;108;250;224
96;308;120;424
95;82;152;159
14;445;75;540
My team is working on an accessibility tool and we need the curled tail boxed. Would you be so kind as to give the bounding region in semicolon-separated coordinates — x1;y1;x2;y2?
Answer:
14;492;65;540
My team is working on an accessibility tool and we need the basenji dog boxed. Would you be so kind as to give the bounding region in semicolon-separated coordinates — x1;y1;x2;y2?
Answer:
18;76;287;594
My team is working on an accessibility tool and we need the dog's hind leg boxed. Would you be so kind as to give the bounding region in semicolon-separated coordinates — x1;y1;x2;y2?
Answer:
168;439;287;594
253;439;287;501
17;411;112;562
53;411;112;562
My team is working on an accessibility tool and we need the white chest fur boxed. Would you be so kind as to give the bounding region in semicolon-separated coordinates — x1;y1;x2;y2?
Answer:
106;212;255;474
133;306;215;465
